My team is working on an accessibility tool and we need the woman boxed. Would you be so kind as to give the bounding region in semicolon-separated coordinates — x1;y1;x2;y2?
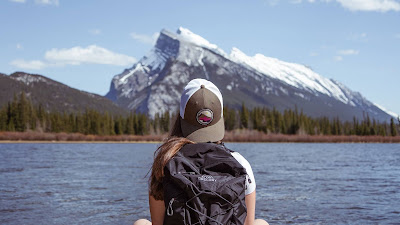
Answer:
134;79;268;225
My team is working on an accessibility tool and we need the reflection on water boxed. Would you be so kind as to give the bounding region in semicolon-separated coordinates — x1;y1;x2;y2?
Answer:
0;143;399;224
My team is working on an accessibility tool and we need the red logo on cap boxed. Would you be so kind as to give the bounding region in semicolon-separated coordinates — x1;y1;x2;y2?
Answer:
196;109;214;125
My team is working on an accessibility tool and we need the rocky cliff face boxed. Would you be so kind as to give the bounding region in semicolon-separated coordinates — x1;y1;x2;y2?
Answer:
106;27;393;121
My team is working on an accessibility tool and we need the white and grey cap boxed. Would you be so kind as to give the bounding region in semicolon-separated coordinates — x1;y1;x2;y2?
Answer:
180;79;224;142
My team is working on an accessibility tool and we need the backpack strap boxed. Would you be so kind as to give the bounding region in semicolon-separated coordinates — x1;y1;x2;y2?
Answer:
218;142;235;153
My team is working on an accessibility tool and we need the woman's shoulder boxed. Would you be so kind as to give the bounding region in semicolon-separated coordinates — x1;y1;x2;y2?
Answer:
229;151;252;168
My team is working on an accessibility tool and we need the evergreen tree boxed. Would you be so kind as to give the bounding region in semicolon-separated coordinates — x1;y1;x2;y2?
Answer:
240;102;249;129
125;113;134;135
114;116;123;135
390;118;398;136
223;107;236;131
0;107;7;131
160;111;170;133
153;112;160;134
16;92;29;131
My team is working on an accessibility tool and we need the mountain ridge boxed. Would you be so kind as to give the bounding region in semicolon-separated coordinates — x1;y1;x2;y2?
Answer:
106;27;394;122
0;71;127;115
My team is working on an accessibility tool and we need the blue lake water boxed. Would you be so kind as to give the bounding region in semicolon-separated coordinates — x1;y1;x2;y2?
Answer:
0;143;399;224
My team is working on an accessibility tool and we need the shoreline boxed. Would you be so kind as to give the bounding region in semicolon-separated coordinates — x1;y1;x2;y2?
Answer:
0;131;399;143
0;140;162;144
0;140;398;144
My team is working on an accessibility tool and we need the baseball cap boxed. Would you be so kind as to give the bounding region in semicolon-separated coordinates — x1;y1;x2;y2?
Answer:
180;79;224;142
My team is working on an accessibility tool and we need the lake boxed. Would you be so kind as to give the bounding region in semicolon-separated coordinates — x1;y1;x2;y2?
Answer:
0;143;399;224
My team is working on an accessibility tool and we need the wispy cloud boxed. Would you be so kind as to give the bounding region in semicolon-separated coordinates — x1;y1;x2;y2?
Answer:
10;0;60;5
35;0;59;6
335;0;400;12
130;32;159;45
16;43;23;50
338;49;359;55
10;45;136;70
289;0;400;12
290;0;316;3
395;33;400;39
334;56;343;61
309;52;319;57
9;0;26;3
348;33;368;42
263;0;280;6
10;59;47;70
45;45;136;66
89;29;101;35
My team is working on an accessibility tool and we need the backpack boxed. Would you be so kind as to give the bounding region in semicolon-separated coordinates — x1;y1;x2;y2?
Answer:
163;142;247;225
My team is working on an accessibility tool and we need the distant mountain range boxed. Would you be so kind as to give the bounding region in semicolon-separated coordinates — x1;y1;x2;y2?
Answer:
0;72;125;115
105;27;394;122
1;28;395;122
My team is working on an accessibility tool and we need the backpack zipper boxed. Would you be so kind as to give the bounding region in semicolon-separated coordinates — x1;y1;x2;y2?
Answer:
167;198;174;216
178;171;196;175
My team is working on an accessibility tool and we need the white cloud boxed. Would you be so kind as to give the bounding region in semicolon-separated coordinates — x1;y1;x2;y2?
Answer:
89;29;101;35
44;45;136;66
338;49;359;55
130;32;159;45
395;33;400;39
16;43;23;50
335;0;400;12
10;45;136;70
35;0;59;6
10;59;47;70
9;0;26;3
309;52;319;56
334;56;343;61
294;0;400;12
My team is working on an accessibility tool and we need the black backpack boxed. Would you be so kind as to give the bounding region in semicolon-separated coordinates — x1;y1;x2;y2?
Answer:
163;142;247;225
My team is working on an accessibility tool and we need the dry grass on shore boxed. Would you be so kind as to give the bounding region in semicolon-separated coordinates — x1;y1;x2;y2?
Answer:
0;130;399;143
0;131;166;143
223;130;400;143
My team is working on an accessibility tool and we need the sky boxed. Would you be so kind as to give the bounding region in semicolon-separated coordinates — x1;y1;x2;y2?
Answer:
1;0;399;116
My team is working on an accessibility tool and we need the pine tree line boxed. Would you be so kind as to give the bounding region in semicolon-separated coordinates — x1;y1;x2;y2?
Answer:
0;92;399;136
0;92;151;135
224;103;399;136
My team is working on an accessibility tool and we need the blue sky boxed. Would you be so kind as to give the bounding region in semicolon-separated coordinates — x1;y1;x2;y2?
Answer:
1;0;399;116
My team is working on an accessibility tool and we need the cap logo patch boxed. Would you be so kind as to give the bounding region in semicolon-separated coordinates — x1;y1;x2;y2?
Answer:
196;109;213;125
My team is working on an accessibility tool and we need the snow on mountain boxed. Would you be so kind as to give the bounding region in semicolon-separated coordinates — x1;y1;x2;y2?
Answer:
106;27;394;121
158;28;352;105
176;27;227;57
229;47;349;104
10;72;50;85
374;103;399;119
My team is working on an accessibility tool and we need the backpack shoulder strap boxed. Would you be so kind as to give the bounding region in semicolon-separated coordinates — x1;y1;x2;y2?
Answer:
218;142;235;153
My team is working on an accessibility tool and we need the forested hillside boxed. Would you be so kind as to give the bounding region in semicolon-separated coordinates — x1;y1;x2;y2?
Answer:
1;92;398;137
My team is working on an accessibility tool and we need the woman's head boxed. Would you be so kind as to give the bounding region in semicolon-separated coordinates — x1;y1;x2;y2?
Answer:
178;78;225;142
150;79;225;200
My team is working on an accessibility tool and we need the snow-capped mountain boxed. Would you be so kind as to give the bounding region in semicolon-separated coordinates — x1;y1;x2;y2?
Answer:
106;27;393;121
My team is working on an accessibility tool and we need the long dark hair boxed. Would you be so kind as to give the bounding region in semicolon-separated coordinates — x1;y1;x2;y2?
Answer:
149;114;194;200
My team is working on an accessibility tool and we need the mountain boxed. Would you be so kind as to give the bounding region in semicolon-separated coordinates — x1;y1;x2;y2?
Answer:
106;27;394;122
0;72;126;115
